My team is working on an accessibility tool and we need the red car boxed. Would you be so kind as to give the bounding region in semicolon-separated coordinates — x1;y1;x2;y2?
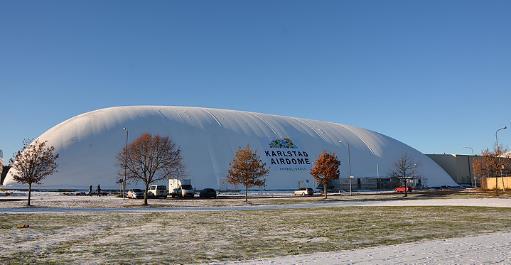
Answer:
394;186;413;193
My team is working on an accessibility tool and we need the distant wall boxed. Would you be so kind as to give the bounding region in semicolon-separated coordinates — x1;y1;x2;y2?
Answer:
481;176;511;190
0;166;11;186
426;154;474;186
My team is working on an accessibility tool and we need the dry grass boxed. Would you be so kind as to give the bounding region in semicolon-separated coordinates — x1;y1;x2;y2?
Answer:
2;206;511;264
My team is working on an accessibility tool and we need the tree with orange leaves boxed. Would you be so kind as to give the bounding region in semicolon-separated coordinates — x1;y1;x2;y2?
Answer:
472;145;511;195
310;151;340;199
226;145;270;202
10;139;59;206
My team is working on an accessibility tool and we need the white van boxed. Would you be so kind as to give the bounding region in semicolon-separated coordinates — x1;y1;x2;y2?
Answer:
147;185;167;198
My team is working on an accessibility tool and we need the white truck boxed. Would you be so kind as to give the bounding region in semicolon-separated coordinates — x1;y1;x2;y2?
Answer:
168;179;194;198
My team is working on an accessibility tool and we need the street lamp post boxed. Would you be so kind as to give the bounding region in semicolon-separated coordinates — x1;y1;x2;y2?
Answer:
339;140;353;195
338;140;352;176
464;146;475;188
496;126;507;149
349;175;354;196
122;127;129;199
495;126;507;196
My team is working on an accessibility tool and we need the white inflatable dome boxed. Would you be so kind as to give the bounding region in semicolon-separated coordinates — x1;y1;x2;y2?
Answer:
4;106;457;189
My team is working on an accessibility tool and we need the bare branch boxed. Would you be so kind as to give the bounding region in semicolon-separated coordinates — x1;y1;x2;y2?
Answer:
9;139;58;206
117;133;184;205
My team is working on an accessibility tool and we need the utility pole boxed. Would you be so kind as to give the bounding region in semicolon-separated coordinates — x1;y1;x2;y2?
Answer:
464;147;475;188
349;175;354;196
123;127;129;199
339;140;353;194
495;126;507;196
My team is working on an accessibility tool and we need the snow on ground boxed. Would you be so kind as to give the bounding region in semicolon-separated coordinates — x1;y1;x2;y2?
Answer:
358;198;511;208
2;196;511;213
228;232;511;265
1;220;110;258
3;193;511;263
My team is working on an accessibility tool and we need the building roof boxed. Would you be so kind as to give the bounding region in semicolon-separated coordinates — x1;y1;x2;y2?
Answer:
4;106;457;189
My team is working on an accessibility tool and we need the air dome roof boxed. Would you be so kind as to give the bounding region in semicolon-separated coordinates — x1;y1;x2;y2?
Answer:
4;106;457;189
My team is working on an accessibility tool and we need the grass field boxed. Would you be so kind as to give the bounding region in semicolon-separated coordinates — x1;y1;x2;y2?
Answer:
2;206;511;264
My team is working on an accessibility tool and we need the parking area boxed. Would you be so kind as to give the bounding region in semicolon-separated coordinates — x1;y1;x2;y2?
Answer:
2;189;511;210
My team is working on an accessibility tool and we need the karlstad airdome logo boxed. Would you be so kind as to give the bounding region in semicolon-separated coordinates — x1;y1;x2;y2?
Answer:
269;137;297;149
264;137;311;170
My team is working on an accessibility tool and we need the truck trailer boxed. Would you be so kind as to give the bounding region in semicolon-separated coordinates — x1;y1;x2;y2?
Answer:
168;179;194;198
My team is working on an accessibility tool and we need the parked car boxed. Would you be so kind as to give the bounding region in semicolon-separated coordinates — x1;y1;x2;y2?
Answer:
148;185;168;198
199;188;217;199
394;186;413;193
294;187;314;196
127;189;145;199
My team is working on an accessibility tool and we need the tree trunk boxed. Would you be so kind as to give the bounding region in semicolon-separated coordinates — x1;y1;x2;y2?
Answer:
323;183;327;199
245;185;248;203
502;176;506;192
404;179;408;197
28;183;32;206
496;176;499;196
144;183;149;206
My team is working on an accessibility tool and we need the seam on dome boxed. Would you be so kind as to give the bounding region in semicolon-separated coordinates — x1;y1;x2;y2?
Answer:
202;109;223;128
158;110;172;121
287;117;321;139
158;108;196;124
250;113;280;138
333;123;378;156
294;118;330;143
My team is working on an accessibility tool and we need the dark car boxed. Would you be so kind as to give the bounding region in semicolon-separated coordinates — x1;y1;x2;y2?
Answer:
199;188;217;199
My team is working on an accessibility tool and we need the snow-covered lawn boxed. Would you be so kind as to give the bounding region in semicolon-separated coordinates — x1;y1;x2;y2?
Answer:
230;231;511;265
2;206;511;264
3;193;511;264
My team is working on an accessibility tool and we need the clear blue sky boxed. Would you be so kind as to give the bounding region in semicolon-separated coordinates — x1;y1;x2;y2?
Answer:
1;0;511;160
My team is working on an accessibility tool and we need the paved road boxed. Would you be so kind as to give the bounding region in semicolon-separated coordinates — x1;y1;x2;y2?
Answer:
2;198;511;213
228;231;511;264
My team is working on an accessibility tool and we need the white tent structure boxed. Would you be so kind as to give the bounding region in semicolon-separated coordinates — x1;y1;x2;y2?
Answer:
4;106;457;189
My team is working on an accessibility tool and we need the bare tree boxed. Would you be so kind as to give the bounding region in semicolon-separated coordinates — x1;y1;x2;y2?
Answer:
472;145;510;195
9;139;59;206
118;133;184;205
226;145;270;203
310;151;340;199
391;154;418;197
